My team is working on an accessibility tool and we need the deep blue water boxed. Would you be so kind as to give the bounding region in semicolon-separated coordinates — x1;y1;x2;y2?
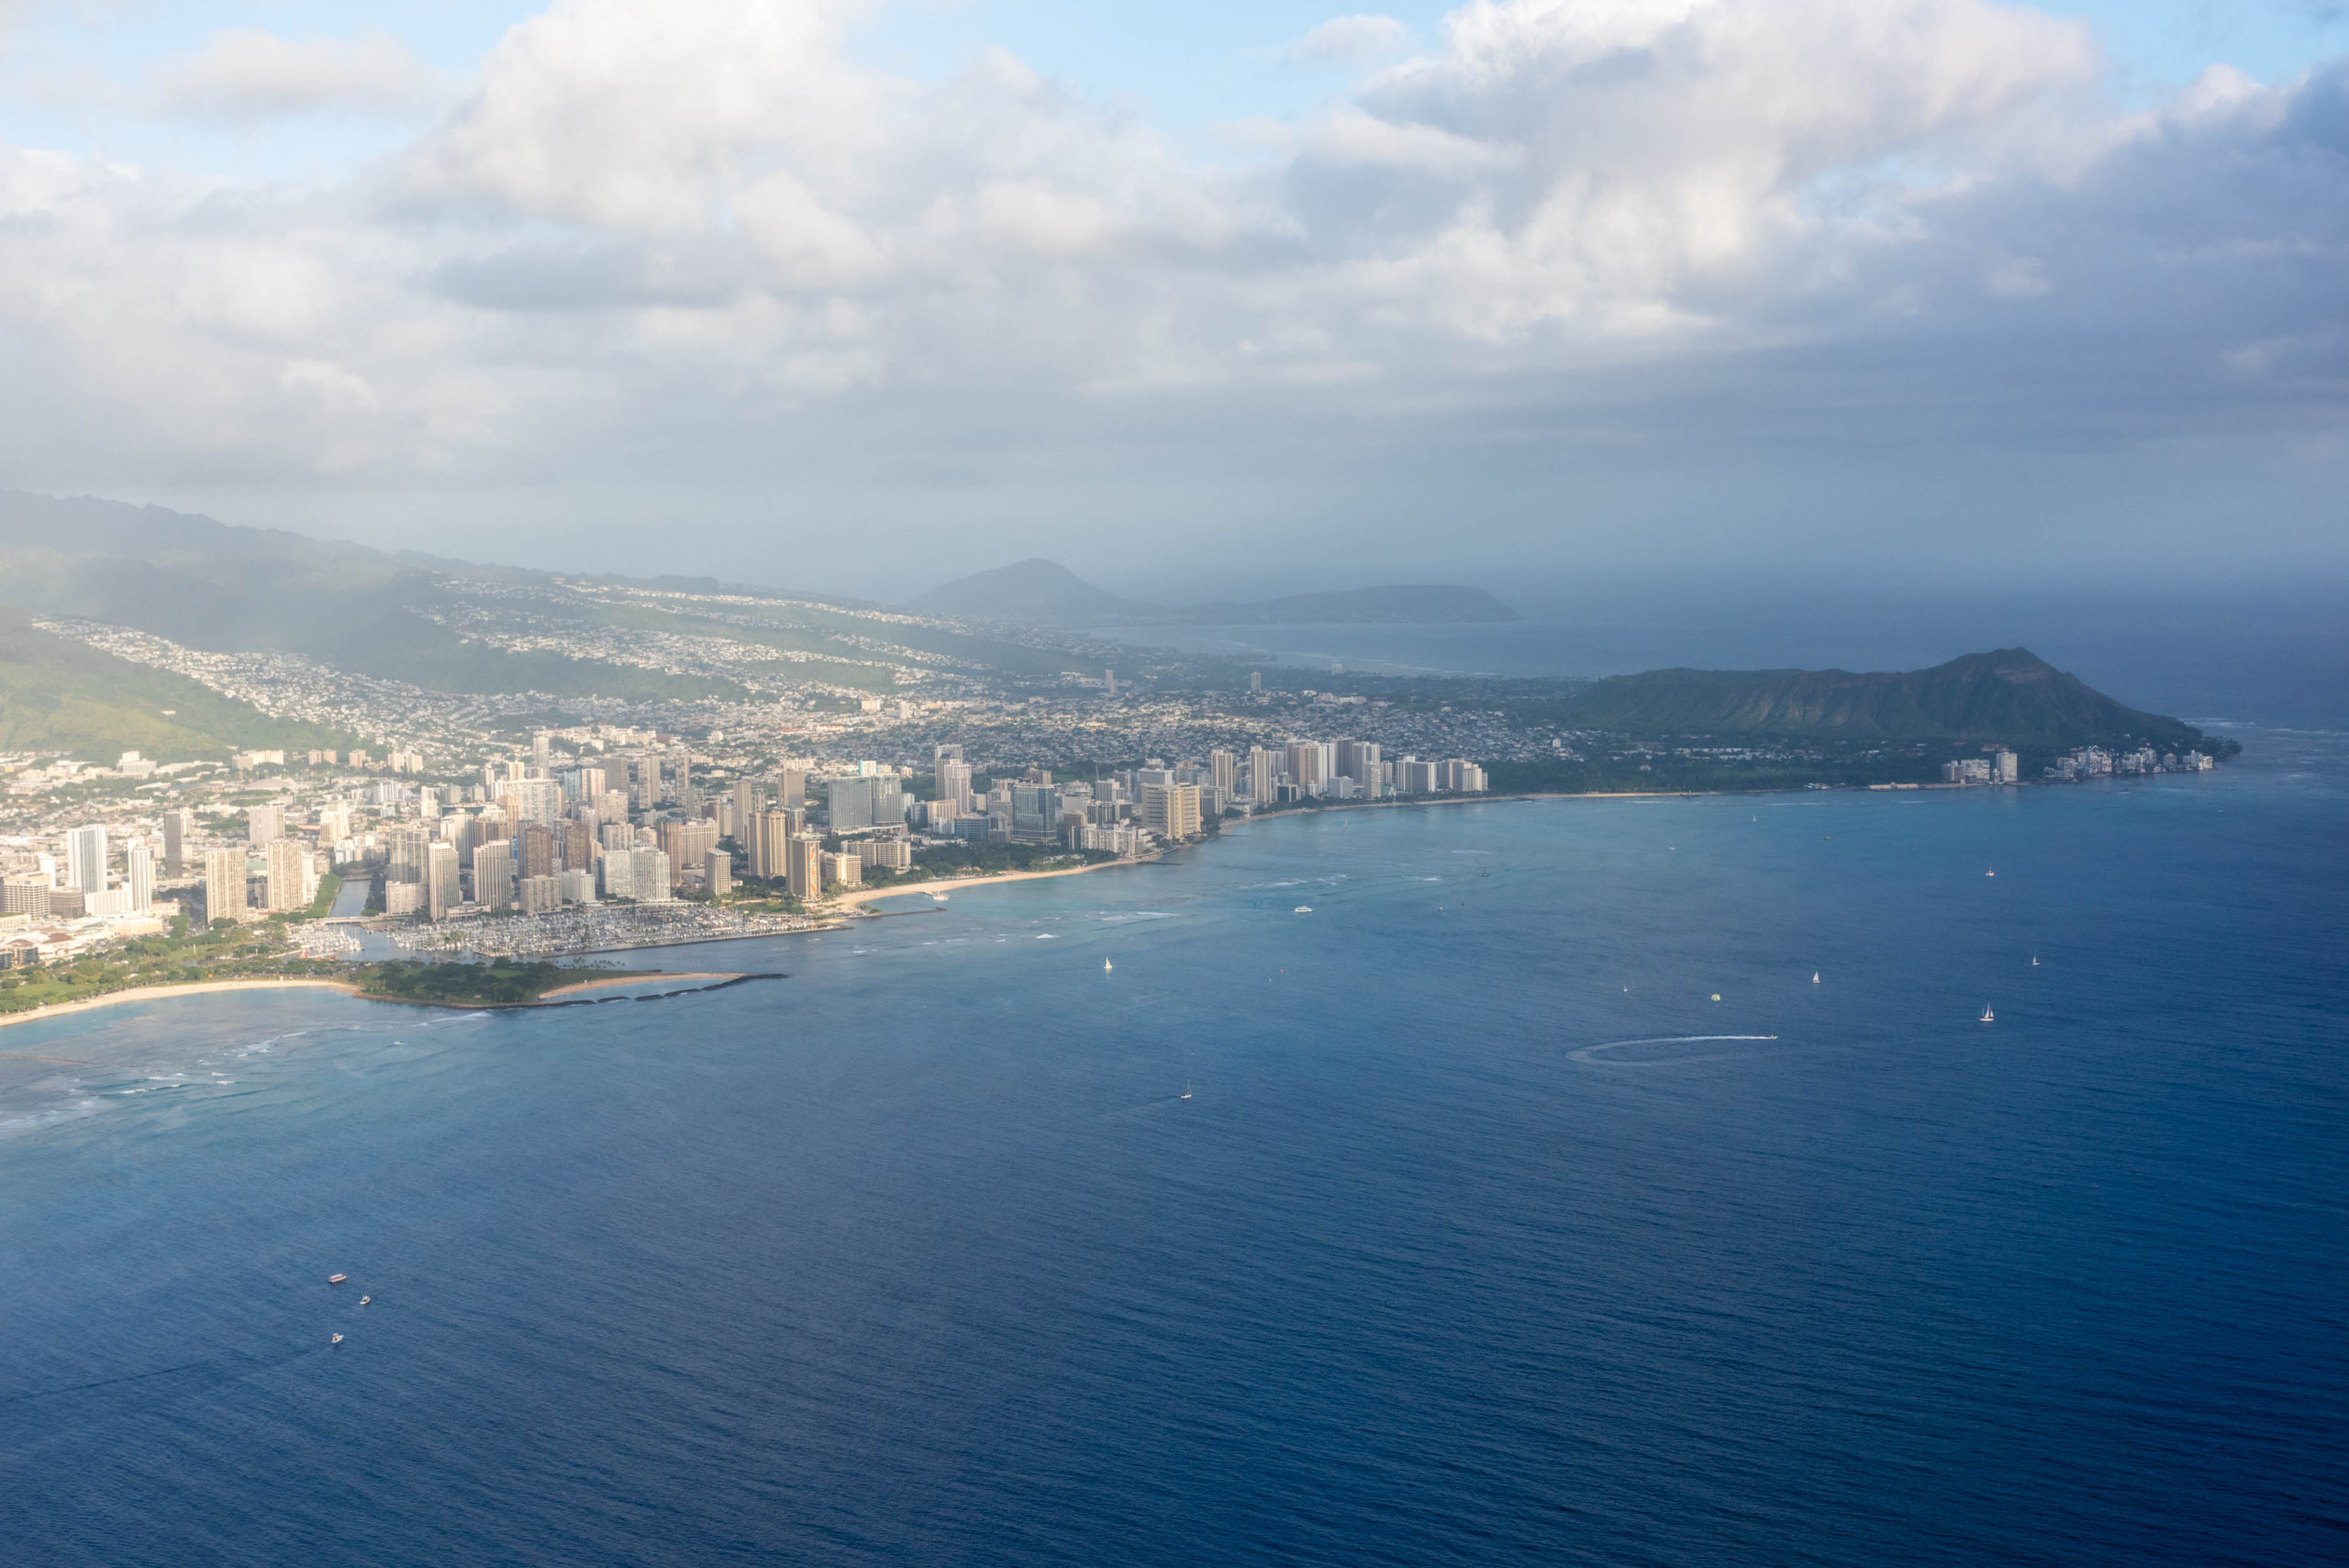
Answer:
4;739;2345;1563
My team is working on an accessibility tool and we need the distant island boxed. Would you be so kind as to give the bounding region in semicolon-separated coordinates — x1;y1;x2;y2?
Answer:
907;558;1520;627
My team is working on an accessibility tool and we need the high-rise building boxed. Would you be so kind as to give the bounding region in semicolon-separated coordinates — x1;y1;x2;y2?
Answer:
826;775;906;832
856;838;912;872
475;841;516;913
248;803;284;846
533;730;551;768
776;766;808;808
563;819;595;873
1104;668;1117;697
1;873;50;919
1247;747;1285;802
785;834;823;900
518;875;561;915
161;809;191;876
1249;671;1263;694
1339;741;1382;789
823;851;863;888
65;825;107;895
931;744;963;795
748;807;791;881
204;848;248;925
732;778;766;839
659;819;718;888
426;842;461;920
704;849;733;896
126;843;154;913
1010;784;1054;840
1209;750;1238;798
1286;742;1335;797
501;778;562;830
518;821;557;882
265;840;310;912
386;825;430;886
1141;783;1202;842
558;868;597;906
1995;750;2020;784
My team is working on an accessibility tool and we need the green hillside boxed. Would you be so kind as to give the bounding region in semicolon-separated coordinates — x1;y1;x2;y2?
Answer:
1559;649;2232;753
0;608;357;760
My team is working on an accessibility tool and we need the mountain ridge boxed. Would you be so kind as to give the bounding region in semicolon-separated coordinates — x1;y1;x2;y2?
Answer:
907;558;1520;626
1560;648;2232;753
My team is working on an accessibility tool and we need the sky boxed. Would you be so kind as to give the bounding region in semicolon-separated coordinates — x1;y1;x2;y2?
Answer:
0;0;2343;605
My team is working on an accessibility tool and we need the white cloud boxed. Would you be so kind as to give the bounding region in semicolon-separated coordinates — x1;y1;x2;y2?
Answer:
1294;15;1411;64
150;29;434;122
0;0;2339;582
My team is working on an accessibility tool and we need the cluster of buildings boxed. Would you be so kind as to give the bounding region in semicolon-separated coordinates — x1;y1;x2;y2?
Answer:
0;710;1497;964
2049;746;2214;780
1;820;174;968
359;730;1490;924
1940;745;2217;784
1939;751;2021;784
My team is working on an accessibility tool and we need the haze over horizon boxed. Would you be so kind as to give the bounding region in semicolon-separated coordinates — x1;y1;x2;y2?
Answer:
0;1;2344;603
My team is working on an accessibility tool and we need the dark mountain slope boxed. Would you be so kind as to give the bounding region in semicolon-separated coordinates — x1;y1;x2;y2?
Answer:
1561;649;2231;752
908;559;1156;623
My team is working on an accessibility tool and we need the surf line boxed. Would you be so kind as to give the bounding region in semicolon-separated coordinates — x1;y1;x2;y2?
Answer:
1569;1034;1779;1066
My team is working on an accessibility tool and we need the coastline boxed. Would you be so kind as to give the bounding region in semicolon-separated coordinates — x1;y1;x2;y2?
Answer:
0;978;363;1033
536;972;733;1000
0;784;2043;1027
829;856;1160;911
0;970;766;1032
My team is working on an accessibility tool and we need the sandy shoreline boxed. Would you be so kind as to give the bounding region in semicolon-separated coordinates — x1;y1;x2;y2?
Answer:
0;969;763;1032
829;856;1157;910
0;978;363;1033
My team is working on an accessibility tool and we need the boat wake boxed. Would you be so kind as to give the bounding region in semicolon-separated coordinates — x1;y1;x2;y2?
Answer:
1570;1034;1781;1067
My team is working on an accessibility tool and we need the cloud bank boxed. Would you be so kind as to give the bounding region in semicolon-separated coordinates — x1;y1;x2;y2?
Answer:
0;0;2342;590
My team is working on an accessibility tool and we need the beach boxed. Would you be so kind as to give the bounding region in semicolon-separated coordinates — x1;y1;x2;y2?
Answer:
0;978;363;1033
829;856;1158;910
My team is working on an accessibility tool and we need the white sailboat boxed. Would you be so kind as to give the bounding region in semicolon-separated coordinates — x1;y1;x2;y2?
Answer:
1811;972;1820;984
1103;959;1113;972
1979;1005;1995;1023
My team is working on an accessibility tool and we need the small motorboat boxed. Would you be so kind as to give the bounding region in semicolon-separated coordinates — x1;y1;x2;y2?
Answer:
359;1296;372;1307
330;1333;343;1345
328;1274;347;1285
1294;906;1312;914
1986;867;1996;877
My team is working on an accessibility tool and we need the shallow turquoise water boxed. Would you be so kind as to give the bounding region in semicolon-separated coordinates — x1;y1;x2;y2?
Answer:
2;737;2343;1564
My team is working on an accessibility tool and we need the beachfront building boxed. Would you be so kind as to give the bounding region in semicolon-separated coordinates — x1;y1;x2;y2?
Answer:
204;847;249;925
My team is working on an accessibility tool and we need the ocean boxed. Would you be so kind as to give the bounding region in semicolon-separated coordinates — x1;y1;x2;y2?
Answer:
2;653;2343;1562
